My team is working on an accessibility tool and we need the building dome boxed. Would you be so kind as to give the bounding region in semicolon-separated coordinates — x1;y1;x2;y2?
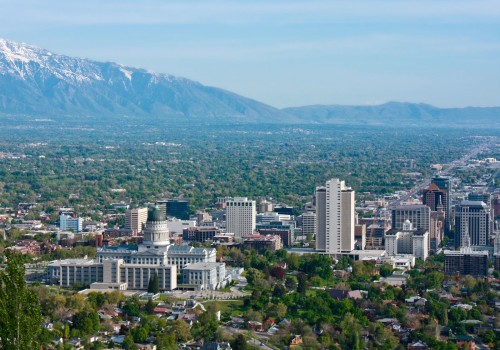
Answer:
148;207;166;222
143;207;170;246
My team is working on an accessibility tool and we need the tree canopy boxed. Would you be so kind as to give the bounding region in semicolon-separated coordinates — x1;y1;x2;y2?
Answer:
0;250;42;349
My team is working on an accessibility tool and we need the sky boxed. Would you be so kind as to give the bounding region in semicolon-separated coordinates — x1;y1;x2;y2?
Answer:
1;0;499;108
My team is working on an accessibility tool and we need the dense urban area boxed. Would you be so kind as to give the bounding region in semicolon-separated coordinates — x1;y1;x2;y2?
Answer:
1;125;500;350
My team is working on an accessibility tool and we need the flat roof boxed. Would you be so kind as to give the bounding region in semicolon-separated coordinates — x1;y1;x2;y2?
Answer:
48;258;97;267
182;262;223;270
444;249;489;256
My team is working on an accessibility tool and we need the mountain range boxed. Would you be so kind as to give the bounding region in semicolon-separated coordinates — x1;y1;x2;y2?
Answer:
1;38;499;127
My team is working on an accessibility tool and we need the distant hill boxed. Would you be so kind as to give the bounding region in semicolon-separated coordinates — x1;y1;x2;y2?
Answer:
0;38;294;124
283;102;500;127
1;38;499;127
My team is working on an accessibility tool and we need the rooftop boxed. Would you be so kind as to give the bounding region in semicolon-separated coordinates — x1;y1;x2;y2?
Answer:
168;245;214;254
101;244;138;251
48;258;97;267
183;262;224;270
444;249;489;256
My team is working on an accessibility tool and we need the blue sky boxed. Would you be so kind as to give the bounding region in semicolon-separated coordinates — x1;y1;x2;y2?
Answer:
1;0;499;108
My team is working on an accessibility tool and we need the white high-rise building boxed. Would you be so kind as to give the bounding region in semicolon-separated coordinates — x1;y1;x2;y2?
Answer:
315;179;355;255
385;220;430;261
125;207;148;234
226;197;256;239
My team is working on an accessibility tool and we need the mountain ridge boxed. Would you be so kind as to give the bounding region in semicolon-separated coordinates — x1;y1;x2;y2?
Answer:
0;38;499;127
283;102;500;127
0;38;294;123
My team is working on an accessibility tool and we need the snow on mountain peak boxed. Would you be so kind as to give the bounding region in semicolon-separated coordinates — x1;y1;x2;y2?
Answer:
0;38;186;87
0;38;103;83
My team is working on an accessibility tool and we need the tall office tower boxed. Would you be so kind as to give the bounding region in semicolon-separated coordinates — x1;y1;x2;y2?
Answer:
429;205;445;251
493;194;500;218
429;176;451;232
125;207;148;234
301;211;316;238
226;197;256;239
315;187;327;252
423;183;448;212
455;201;491;248
391;205;431;232
315;179;355;255
468;192;494;229
166;200;190;220
468;192;491;206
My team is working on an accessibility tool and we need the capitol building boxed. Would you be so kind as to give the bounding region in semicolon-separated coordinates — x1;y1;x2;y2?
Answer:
47;207;228;291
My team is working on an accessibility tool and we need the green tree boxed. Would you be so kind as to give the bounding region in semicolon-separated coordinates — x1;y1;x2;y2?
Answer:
145;298;156;315
170;320;191;342
123;302;140;317
132;327;148;343
0;250;42;349
285;276;297;290
156;333;177;349
379;263;394;278
191;309;219;341
297;273;308;295
245;268;264;286
148;273;160;293
232;334;249;350
266;303;287;319
286;253;300;270
72;310;100;334
273;283;286;298
123;335;135;350
481;329;496;344
87;292;106;308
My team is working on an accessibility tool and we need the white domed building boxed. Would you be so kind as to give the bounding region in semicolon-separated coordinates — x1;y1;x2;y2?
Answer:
47;207;228;291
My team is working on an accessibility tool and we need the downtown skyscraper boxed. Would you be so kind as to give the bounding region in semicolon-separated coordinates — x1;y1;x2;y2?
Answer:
225;197;256;239
315;179;355;255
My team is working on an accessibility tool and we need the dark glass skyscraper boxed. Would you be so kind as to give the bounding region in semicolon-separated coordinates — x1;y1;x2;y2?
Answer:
157;200;190;220
429;176;451;232
166;200;190;220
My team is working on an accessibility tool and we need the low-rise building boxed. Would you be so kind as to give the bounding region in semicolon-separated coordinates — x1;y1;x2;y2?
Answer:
60;214;83;232
256;228;292;247
182;262;228;290
47;258;177;290
183;226;222;242
242;234;283;251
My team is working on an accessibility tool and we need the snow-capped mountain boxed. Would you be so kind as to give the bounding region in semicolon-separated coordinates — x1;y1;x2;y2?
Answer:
1;39;498;127
0;38;293;122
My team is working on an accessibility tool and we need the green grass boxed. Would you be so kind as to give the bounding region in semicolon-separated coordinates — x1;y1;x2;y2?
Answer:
205;299;245;314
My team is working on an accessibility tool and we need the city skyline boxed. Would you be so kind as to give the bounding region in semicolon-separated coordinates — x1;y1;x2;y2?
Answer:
1;0;499;108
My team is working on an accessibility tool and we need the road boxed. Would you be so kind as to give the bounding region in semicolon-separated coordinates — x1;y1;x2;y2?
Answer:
222;326;275;350
388;139;497;208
